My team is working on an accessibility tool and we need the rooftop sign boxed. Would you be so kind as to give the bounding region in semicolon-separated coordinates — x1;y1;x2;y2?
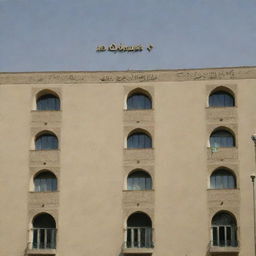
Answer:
96;43;154;52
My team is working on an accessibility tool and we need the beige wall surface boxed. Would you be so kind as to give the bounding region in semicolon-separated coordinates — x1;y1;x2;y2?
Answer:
59;84;124;256
0;86;31;255
0;67;256;256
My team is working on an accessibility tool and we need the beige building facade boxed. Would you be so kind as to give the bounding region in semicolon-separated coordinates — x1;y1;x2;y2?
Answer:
0;66;256;256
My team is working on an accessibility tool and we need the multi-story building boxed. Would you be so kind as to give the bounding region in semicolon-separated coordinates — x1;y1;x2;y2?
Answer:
0;66;256;256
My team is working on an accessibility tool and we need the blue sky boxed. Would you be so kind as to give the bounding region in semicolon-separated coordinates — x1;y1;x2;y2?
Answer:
0;0;256;72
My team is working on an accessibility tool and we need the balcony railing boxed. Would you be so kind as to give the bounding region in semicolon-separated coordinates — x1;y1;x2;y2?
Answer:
125;227;153;248
211;239;238;247
32;228;56;249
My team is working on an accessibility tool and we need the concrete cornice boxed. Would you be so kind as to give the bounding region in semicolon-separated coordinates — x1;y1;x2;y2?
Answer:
1;66;256;84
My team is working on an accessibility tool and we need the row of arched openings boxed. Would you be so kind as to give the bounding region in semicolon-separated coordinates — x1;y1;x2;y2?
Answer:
35;87;235;112
32;210;237;250
33;127;235;150
32;168;236;193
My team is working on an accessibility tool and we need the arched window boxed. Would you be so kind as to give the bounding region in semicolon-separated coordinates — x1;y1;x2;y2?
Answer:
127;170;152;190
34;171;57;192
35;132;58;150
210;169;236;189
32;213;56;249
126;212;153;248
210;129;235;148
211;212;237;247
37;93;60;111
127;131;152;149
209;90;234;107
127;91;152;110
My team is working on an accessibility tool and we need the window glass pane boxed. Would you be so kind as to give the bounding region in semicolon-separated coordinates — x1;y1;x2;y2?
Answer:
212;227;218;246
34;172;57;192
209;91;234;107
146;177;152;190
222;175;228;188
210;175;216;188
127;133;152;149
127;171;152;190
33;229;38;248
219;226;225;246
210;170;236;189
226;226;231;246
127;93;152;110
37;94;60;111
36;134;58;150
210;130;234;147
228;175;235;188
215;175;222;189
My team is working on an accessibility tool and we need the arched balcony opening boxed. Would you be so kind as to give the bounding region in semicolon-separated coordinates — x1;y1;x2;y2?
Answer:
127;170;152;190
127;89;152;110
210;168;236;189
210;128;235;148
35;132;58;150
209;88;235;107
36;91;60;111
211;211;237;247
127;130;152;149
125;212;153;249
32;213;56;249
34;171;57;192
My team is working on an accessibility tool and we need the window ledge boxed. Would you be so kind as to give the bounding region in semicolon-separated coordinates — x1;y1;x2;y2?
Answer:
30;149;60;152
207;188;239;191
29;191;59;193
31;110;62;112
124;148;154;150
205;106;237;109
123;189;154;192
124;109;154;111
26;248;56;255
207;147;237;149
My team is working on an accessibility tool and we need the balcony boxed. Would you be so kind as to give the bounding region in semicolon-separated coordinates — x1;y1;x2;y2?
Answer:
123;227;153;254
27;228;56;255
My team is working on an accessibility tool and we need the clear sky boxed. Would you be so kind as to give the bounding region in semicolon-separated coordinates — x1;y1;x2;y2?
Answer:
0;0;256;72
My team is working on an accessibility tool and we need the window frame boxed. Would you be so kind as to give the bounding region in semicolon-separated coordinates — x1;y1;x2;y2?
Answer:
34;171;58;192
210;129;235;148
127;131;152;149
127;92;152;110
127;170;152;191
35;132;59;151
210;169;236;189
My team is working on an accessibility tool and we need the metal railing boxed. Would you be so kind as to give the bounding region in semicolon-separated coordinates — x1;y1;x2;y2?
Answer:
32;228;56;249
211;239;239;247
125;227;153;248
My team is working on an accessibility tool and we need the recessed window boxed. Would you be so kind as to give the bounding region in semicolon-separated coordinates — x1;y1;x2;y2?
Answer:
34;171;57;192
127;131;152;149
35;132;58;150
209;90;234;107
210;129;235;148
127;170;152;190
126;212;153;248
127;92;152;110
210;169;236;189
32;213;56;249
211;212;237;247
37;94;60;111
